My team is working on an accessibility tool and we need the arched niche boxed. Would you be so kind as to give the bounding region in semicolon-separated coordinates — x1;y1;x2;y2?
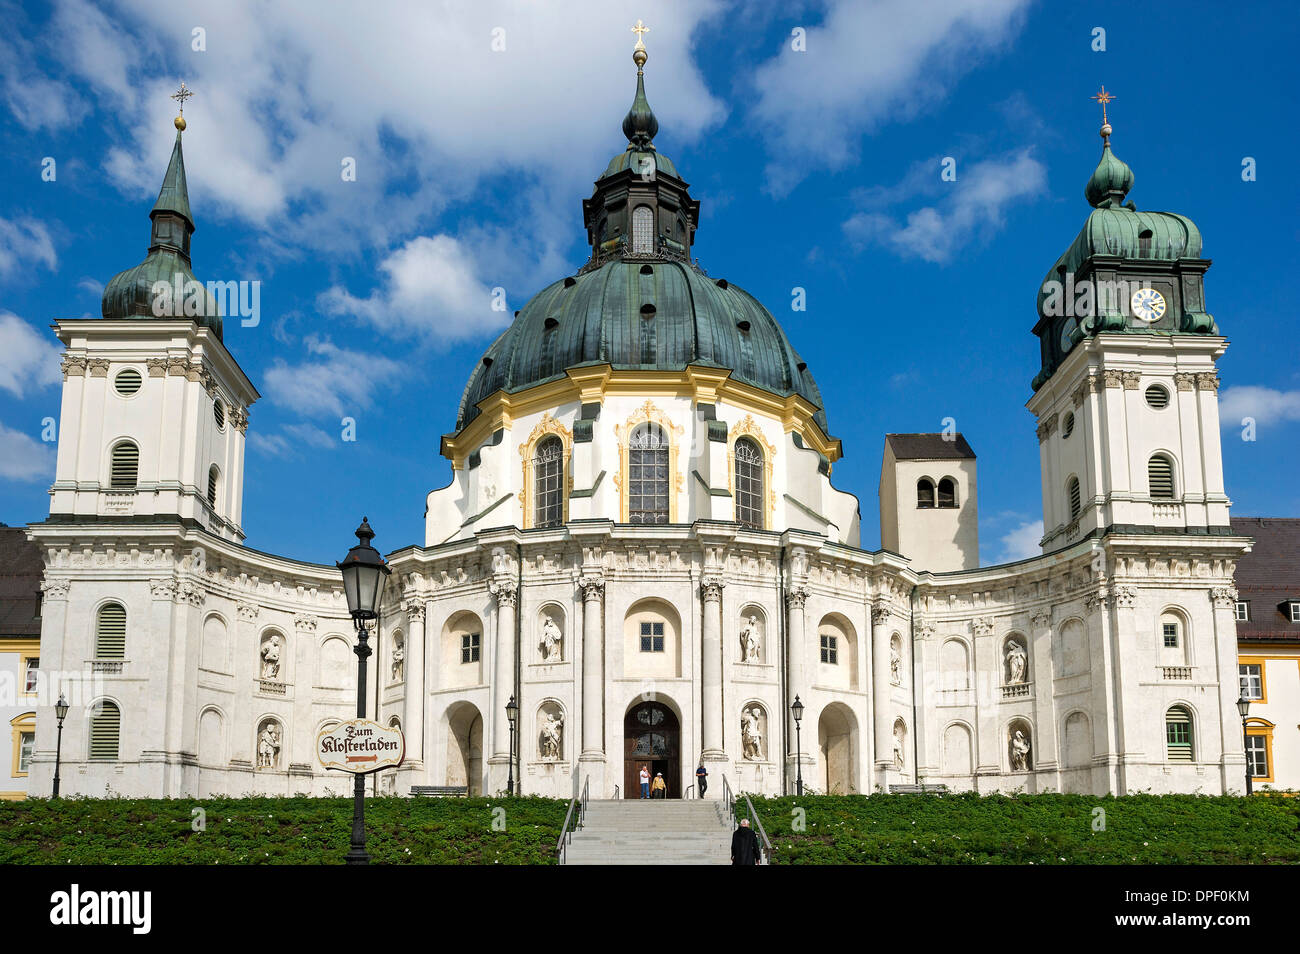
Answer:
891;718;908;770
1007;718;1034;772
445;701;483;794
441;610;485;689
255;716;284;771
739;701;769;761
817;613;858;690
623;597;682;679
258;628;287;683
536;700;566;761
1056;617;1089;678
200;613;230;673
536;603;566;663
940;637;971;691
198;706;225;766
1003;632;1029;685
318;635;353;689
818;703;857;793
941;722;973;777
737;605;767;664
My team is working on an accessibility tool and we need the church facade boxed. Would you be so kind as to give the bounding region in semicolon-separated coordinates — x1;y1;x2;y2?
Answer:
22;48;1261;801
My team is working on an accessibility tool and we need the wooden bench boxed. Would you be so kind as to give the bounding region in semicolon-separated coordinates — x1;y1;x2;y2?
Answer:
888;783;950;794
410;785;469;797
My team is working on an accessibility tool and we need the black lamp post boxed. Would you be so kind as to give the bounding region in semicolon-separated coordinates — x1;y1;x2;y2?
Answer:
1237;694;1252;796
505;695;518;796
52;692;69;799
791;695;805;797
336;517;391;865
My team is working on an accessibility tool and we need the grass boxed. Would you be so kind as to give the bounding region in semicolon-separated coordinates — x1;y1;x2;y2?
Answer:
739;792;1300;864
0;795;569;865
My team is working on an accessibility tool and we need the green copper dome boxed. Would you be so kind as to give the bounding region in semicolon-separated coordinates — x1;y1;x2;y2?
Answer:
1084;143;1135;208
102;129;222;339
456;259;828;432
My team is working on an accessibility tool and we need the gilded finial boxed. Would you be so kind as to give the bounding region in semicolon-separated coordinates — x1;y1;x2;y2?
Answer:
171;80;193;131
1091;85;1115;144
631;19;649;70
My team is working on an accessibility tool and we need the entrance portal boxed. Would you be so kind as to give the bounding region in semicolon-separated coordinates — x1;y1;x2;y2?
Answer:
624;700;680;799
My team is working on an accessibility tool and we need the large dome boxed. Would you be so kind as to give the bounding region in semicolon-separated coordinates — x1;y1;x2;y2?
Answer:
456;259;827;432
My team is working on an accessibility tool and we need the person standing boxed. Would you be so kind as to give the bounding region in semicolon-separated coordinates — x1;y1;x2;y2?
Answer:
731;818;760;865
651;772;667;799
696;762;708;797
639;765;650;799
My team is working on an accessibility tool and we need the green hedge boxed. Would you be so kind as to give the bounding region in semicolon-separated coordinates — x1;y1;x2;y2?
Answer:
740;793;1300;864
0;796;569;865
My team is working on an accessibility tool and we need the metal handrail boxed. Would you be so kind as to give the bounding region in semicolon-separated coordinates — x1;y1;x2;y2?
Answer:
739;791;775;866
721;775;736;826
556;775;589;865
684;784;695;800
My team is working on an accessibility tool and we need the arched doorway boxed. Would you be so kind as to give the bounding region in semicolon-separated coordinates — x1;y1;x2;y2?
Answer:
446;702;483;796
818;703;856;794
624;700;680;798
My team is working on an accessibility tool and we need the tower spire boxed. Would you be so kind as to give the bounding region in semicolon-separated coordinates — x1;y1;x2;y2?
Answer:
1085;85;1133;209
154;82;195;229
622;19;658;149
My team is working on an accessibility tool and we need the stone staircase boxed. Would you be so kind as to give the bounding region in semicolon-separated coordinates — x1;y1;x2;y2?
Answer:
563;798;733;865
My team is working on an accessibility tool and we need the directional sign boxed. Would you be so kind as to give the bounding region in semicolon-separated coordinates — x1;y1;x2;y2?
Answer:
317;719;405;774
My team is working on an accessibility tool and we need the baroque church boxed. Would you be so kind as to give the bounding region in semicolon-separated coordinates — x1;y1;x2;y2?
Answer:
21;39;1256;801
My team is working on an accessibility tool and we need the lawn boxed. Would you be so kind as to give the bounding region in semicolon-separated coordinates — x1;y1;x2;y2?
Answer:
739;792;1300;864
0;795;569;865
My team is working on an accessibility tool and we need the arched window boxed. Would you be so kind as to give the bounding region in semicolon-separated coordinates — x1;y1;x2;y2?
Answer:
1165;706;1193;761
1067;477;1082;521
89;701;121;760
631;206;654;253
1138;229;1152;256
110;441;139;489
533;436;564;528
1148;454;1176;498
95;603;127;659
917;479;935;509
937;477;957;508
734;437;763;530
207;465;220;510
628;423;669;525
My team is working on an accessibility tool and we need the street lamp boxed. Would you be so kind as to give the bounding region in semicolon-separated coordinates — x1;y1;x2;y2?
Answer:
336;517;391;865
52;693;69;799
791;695;805;797
505;695;519;796
1236;694;1252;796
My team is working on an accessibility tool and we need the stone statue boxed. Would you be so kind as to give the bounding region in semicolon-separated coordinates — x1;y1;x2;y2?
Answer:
1010;729;1031;771
391;637;404;683
740;615;761;663
257;723;281;769
540;711;563;760
741;707;764;761
892;732;904;770
540;614;562;661
890;643;902;685
260;635;281;680
1006;640;1028;685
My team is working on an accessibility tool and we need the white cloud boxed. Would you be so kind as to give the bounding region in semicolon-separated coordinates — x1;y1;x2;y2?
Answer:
0;216;57;278
0;421;55;482
1219;386;1300;429
249;423;335;459
0;312;62;397
997;518;1043;563
751;0;1030;194
262;337;404;418
843;150;1046;263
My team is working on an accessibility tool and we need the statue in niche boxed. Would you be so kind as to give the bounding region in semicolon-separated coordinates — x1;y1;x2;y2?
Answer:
1010;729;1032;771
740;615;761;663
260;635;282;680
391;635;405;683
540;711;564;760
1006;640;1028;685
741;707;764;761
540;614;563;661
890;642;902;685
257;722;281;769
892;726;905;770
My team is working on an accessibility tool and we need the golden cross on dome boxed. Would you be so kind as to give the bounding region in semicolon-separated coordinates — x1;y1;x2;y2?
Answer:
1091;86;1115;124
631;19;650;49
171;81;193;113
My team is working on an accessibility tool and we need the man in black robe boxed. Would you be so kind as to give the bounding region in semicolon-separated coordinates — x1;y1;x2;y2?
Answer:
731;818;760;865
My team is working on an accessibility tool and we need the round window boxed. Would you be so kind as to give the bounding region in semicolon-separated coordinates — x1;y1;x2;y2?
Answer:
214;400;226;430
114;368;142;396
1145;385;1170;409
1062;412;1075;438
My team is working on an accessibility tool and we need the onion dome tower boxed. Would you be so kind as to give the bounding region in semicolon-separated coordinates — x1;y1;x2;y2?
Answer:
101;84;222;339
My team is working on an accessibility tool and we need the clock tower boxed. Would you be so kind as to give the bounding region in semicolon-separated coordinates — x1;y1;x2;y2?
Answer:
1027;102;1232;553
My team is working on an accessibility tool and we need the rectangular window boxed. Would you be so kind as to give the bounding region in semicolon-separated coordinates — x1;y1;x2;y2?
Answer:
460;633;480;664
1162;623;1178;648
1166;720;1192;761
1239;663;1263;701
1235;601;1249;622
820;634;838;665
23;657;39;693
639;621;664;653
18;732;34;774
1290;602;1300;623
1246;734;1268;779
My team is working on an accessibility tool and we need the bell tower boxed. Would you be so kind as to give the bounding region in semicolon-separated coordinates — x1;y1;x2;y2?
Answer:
1027;92;1231;553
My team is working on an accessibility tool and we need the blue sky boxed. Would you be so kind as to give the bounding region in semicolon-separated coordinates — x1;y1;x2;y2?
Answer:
1;0;1297;566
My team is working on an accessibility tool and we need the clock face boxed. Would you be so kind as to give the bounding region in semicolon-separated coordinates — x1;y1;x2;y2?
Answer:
1059;317;1078;353
1130;287;1167;323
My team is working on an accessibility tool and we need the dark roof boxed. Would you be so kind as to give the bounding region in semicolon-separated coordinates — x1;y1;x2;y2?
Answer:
1232;517;1300;643
885;433;976;461
0;525;43;639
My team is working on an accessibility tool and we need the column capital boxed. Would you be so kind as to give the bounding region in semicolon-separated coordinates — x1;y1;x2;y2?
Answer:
403;598;426;622
871;600;892;626
1030;610;1052;629
1108;584;1138;610
40;577;71;601
1209;585;1238;609
489;578;518;608
785;584;809;609
579;574;605;603
700;574;725;603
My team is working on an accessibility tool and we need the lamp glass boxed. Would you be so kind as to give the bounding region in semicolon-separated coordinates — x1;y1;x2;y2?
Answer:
791;696;804;723
1236;695;1250;719
55;694;69;720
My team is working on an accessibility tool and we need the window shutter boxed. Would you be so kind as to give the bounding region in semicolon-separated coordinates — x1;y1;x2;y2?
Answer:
96;603;127;658
114;369;142;396
1148;456;1175;498
1145;385;1169;409
89;702;121;760
207;467;218;508
1165;707;1192;761
110;443;139;489
1068;478;1082;520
